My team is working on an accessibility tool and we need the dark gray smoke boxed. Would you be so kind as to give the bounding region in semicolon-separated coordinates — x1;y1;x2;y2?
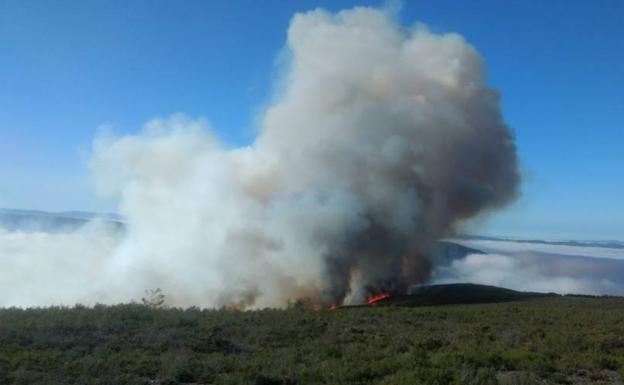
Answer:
0;6;520;308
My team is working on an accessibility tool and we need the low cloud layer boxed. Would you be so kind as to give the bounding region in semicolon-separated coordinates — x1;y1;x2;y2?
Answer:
450;238;624;260
433;240;624;295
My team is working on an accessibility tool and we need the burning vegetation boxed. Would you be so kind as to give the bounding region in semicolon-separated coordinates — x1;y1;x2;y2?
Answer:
366;293;391;305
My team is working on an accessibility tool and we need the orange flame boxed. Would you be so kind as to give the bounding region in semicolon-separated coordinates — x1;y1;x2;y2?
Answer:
329;303;338;310
367;292;390;305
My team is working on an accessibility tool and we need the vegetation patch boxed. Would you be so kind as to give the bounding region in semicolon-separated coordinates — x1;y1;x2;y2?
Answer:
1;297;623;384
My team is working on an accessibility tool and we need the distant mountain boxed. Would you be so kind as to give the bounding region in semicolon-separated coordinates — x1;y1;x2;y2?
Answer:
0;208;123;233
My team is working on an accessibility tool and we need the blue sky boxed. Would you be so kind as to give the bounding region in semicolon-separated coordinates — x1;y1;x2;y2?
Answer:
1;0;622;240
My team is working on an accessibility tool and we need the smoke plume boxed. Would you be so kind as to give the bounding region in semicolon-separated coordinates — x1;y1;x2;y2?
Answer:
3;6;520;307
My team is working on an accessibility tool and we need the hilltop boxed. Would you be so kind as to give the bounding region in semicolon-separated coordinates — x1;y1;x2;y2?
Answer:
370;283;558;307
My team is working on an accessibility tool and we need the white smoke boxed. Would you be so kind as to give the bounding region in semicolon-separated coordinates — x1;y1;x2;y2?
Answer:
0;222;121;307
1;6;520;307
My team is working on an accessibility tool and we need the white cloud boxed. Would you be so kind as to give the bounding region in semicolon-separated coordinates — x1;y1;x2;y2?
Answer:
448;238;624;260
433;252;624;295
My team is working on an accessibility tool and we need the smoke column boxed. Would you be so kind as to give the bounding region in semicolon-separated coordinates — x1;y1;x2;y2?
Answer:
2;6;520;308
90;6;520;307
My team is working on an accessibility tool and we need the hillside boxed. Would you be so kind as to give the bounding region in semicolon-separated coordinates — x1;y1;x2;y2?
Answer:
1;295;624;384
373;283;558;307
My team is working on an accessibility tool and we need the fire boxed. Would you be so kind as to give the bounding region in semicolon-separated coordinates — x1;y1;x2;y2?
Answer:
366;292;390;305
329;303;338;310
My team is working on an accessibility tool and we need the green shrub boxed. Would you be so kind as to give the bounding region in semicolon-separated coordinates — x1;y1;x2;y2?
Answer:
0;297;623;384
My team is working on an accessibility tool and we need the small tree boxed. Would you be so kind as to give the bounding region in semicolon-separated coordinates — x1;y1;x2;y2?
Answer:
142;288;166;308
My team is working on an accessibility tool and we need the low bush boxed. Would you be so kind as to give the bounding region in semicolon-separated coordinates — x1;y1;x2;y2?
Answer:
0;297;623;384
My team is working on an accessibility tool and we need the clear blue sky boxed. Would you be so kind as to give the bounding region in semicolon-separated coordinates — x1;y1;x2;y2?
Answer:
1;0;622;240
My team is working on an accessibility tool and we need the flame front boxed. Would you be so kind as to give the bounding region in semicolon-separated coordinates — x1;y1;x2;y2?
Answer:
366;293;390;305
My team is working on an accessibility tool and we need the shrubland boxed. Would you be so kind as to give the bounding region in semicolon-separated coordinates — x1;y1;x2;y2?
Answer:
1;297;623;384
